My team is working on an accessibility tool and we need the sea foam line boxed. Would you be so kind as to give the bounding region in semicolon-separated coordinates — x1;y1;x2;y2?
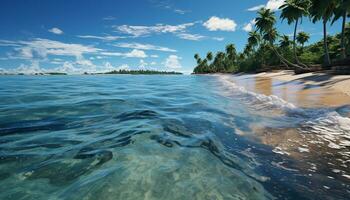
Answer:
216;75;350;150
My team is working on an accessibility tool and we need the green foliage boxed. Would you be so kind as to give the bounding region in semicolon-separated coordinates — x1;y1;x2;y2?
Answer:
280;0;310;24
193;44;239;73
296;32;310;47
193;1;350;74
104;70;182;75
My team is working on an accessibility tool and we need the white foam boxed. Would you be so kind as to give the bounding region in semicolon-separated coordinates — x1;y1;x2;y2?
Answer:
272;147;290;155
298;147;310;153
217;75;299;112
216;75;350;153
301;112;350;150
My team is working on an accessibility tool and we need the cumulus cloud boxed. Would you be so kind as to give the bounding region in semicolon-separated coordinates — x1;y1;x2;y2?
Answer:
113;22;195;37
113;43;177;52
2;38;100;61
247;0;284;11
139;59;148;69
242;19;256;32
48;27;64;35
203;16;237;32
177;33;205;41
5;60;133;75
163;55;182;69
266;0;284;11
78;35;125;41
0;38;153;74
125;49;147;58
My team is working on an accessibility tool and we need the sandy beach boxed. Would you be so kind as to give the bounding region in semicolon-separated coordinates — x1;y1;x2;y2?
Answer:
230;70;350;108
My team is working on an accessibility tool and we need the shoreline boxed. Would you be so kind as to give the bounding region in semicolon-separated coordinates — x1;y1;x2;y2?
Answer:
227;70;350;108
253;70;350;97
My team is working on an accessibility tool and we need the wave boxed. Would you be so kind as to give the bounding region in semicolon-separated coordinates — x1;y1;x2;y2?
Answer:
216;75;350;150
216;75;299;112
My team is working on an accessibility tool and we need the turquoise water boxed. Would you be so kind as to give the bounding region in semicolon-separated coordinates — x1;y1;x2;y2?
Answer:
0;75;349;200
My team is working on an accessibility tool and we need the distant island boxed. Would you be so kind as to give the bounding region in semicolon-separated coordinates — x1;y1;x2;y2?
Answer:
91;69;183;75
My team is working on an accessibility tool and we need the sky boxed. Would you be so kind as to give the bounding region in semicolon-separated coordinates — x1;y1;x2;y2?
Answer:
0;0;343;74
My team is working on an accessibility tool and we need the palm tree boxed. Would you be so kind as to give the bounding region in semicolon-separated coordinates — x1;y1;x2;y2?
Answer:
255;8;276;34
225;44;237;65
214;52;226;72
201;58;209;72
279;35;292;49
280;0;310;67
206;52;213;62
332;0;350;59
194;53;202;65
346;22;350;55
255;9;300;69
310;0;338;66
248;30;261;50
206;52;214;72
243;44;253;57
296;31;310;49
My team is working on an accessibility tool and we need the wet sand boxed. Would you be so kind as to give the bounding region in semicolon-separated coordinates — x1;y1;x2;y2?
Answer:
231;70;350;108
223;71;350;185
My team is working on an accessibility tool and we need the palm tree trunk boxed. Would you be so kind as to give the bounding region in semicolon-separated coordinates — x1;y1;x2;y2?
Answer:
323;20;331;66
293;18;300;64
340;12;347;59
269;42;303;70
293;18;308;68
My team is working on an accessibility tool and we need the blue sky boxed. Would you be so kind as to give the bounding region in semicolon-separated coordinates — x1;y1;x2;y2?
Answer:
0;0;342;74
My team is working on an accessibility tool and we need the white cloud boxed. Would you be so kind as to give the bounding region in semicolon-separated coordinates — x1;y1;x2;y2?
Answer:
242;19;256;32
203;16;237;32
78;35;125;41
150;61;157;65
177;33;205;41
125;49;147;58
139;59;148;69
0;40;21;47
247;0;284;12
117;64;129;70
48;27;64;35
163;55;182;69
101;49;147;58
113;42;177;52
266;0;284;11
247;5;265;11
6;60;132;75
0;38;151;74
6;38;100;61
150;54;159;58
213;37;225;41
150;0;190;15
16;61;42;74
174;9;188;14
114;22;195;37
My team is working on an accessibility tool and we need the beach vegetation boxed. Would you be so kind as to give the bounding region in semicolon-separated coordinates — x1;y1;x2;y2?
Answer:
193;0;350;74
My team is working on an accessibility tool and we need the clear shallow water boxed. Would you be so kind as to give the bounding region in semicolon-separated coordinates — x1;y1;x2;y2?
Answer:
0;75;349;200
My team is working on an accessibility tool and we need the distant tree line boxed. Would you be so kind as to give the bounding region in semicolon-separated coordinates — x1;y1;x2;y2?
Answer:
102;69;182;75
194;0;350;74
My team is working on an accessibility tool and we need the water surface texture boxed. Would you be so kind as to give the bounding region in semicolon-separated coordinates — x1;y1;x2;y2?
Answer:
0;75;349;200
